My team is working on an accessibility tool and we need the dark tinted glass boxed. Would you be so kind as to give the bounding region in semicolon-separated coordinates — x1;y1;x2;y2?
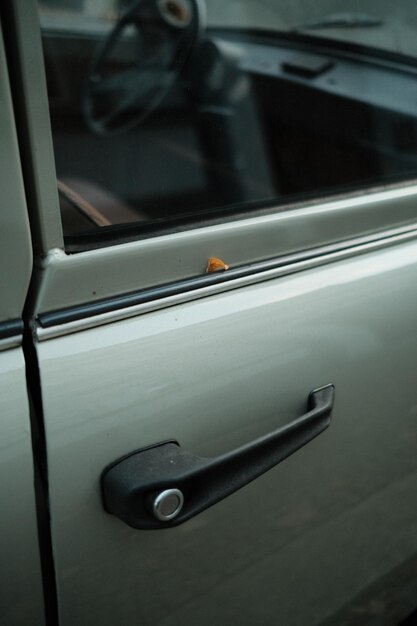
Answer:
39;0;417;243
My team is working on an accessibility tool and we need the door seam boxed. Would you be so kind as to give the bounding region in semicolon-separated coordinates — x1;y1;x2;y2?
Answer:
22;311;60;626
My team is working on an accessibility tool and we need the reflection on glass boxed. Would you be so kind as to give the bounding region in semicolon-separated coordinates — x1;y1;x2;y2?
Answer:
38;0;417;239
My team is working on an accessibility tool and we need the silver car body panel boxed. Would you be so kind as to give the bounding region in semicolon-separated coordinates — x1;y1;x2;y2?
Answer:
37;239;417;625
5;3;417;624
0;347;45;626
0;16;45;626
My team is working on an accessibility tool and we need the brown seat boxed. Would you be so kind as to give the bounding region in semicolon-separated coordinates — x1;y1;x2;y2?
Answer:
58;177;147;234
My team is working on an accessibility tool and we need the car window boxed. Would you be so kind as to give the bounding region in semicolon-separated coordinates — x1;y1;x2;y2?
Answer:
38;0;417;246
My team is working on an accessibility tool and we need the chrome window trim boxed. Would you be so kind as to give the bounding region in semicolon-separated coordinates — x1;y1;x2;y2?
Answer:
0;336;23;352
29;183;417;318
36;220;417;341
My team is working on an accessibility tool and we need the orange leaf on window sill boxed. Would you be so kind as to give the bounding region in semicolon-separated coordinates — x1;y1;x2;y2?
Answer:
206;257;230;273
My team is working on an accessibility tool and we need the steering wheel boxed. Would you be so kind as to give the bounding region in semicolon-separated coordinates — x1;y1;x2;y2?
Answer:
83;0;205;135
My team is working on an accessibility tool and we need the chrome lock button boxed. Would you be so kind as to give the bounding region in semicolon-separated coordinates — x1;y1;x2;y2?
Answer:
152;488;184;522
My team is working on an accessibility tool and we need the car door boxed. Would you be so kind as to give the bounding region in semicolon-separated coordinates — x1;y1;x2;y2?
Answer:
5;1;417;625
0;22;45;626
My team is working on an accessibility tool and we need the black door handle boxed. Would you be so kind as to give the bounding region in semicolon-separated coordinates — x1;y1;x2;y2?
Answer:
102;384;334;529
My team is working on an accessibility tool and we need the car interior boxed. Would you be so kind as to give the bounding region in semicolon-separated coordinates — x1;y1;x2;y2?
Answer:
39;0;417;244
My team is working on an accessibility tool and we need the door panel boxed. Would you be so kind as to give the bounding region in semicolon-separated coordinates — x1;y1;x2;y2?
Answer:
0;347;45;626
37;240;417;625
0;15;44;626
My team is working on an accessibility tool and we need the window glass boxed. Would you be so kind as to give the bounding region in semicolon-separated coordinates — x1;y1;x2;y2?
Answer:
39;1;417;241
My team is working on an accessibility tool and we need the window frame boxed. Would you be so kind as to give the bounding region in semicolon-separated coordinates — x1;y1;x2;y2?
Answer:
0;15;32;329
5;0;417;328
